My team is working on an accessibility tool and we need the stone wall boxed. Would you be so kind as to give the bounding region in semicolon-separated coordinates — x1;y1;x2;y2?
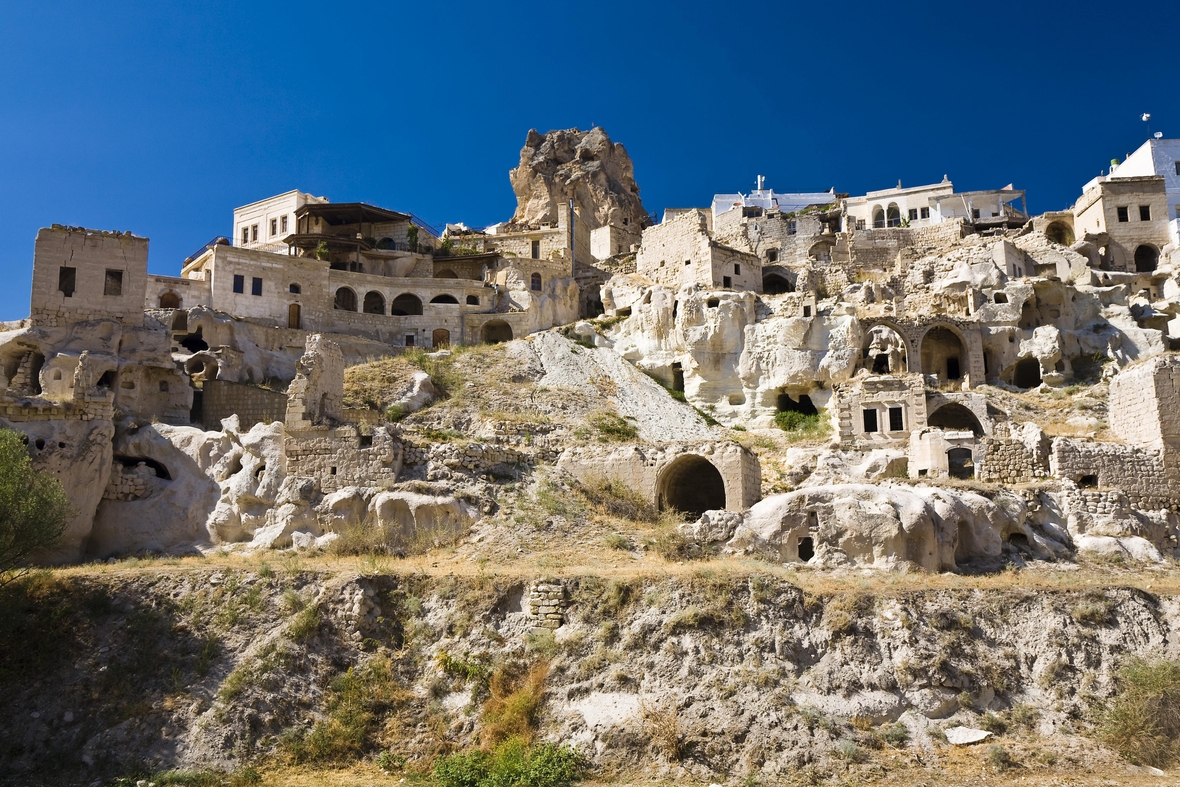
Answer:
1109;355;1180;451
201;379;287;430
977;423;1051;484
1049;437;1180;511
285;425;401;494
31;226;149;328
834;374;926;448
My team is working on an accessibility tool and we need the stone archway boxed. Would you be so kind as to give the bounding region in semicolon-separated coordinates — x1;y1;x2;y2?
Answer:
1135;244;1159;273
363;291;386;315
334;287;357;312
920;326;966;383
481;320;513;344
947;447;974;479
1012;357;1042;389
886;203;901;228
862;324;908;374
391;293;423;316
159;291;181;309
1045;221;1074;246
763;271;794;295
658;454;726;520
432;329;451;349
927;403;984;436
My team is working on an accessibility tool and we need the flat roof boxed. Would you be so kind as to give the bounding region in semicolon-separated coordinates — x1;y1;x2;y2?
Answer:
295;202;411;225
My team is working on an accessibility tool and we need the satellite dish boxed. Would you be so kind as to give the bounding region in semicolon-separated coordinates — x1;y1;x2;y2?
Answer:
1155;132;1164;139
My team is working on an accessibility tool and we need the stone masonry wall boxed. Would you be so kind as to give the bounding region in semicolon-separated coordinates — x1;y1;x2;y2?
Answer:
1050;437;1180;511
31;226;149;328
284;425;401;494
202;379;288;431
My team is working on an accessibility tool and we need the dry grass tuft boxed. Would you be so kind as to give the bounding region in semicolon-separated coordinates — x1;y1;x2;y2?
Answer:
479;659;550;749
639;696;686;761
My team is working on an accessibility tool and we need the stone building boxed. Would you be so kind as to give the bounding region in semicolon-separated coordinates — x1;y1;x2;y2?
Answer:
843;178;1027;232
634;209;762;293
1071;175;1170;273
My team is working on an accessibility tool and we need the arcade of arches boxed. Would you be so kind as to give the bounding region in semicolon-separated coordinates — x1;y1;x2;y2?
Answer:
658;454;726;520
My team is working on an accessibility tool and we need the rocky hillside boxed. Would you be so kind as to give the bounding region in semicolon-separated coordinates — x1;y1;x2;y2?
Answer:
3;564;1179;786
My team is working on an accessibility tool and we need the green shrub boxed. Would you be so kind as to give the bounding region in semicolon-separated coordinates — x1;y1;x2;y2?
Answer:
602;533;632;551
979;712;1008;734
773;409;826;438
984;743;1011;770
835;739;868;763
0;428;74;582
433;739;582;787
288;605;321;640
878;722;910;747
1097;657;1180;767
589;412;638;442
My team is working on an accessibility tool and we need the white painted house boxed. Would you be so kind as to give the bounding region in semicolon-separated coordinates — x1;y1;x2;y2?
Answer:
1107;137;1180;244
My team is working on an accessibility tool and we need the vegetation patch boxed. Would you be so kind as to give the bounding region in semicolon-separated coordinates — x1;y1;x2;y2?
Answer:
589;411;639;442
433;738;582;787
1097;657;1180;767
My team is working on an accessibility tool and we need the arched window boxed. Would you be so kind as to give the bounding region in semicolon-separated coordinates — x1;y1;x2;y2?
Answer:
886;203;901;228
363;291;386;315
289;283;301;294
159;291;181;309
430;294;459;304
334;287;357;311
390;293;423;316
872;207;885;229
530;272;542;291
466;295;480;306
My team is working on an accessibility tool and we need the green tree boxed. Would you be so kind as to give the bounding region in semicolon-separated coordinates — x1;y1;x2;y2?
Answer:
0;428;73;582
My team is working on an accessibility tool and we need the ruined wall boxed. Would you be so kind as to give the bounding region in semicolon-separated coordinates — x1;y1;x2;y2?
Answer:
1109;355;1180;451
1050;437;1180;511
977;423;1051;484
31;227;148;328
284;425;401;494
202;379;287;431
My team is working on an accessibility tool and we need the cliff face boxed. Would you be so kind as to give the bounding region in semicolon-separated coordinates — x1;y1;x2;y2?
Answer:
509;127;651;232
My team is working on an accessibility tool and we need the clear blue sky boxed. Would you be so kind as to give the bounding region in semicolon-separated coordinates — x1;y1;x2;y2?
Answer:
1;0;1174;320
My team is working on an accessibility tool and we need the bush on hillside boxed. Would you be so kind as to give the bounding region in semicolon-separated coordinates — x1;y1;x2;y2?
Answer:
0;428;73;583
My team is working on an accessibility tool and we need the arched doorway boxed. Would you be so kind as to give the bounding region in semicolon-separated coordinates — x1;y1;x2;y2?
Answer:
763;272;793;295
1045;222;1074;246
863;325;908;374
334;287;357;312
927;403;984;436
1135;244;1159;273
921;326;966;383
432;329;451;349
391;293;423;316
430;294;459;304
658;454;726;520
481;320;513;344
947;447;974;479
886;203;901;228
872;207;885;229
159;291;181;309
808;240;835;263
288;303;301;330
1012;357;1042;389
363;291;386;315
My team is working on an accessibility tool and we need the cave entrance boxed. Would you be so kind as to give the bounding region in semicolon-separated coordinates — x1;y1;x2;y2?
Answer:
481;320;513;344
1012;357;1042;389
658;454;726;520
920;326;966;383
927;403;984;436
797;535;815;562
763;272;794;295
671;362;684;392
777;392;817;415
947;447;974;479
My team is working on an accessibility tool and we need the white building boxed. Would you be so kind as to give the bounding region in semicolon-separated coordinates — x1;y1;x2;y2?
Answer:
1107;137;1180;244
843;178;1026;231
233;190;329;254
711;177;836;226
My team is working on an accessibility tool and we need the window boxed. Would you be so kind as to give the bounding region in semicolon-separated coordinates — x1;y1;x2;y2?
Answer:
104;269;123;297
920;207;930;219
58;266;76;297
622;217;628;225
889;406;904;432
908;208;918;221
863;408;878;433
241;226;249;244
856;219;865;230
734;264;741;275
1140;205;1152;221
233;274;244;294
251;277;262;296
787;220;797;236
1117;206;1129;222
405;334;416;347
466;295;479;305
767;249;778;262
270;218;277;237
972;208;980;220
722;276;732;288
530;240;540;259
530;272;542;291
289;283;301;294
1175;161;1180;176
803;305;812;317
684;259;691;266
251;224;259;242
281;215;288;233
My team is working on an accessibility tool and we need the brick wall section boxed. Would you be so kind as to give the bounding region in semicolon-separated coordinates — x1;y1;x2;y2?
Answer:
202;379;288;430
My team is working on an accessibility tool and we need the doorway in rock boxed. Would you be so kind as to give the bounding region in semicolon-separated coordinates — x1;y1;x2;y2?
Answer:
658;454;726;520
947;447;974;479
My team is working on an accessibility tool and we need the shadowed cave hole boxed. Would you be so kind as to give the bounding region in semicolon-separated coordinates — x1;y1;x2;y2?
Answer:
114;455;172;481
659;454;726;520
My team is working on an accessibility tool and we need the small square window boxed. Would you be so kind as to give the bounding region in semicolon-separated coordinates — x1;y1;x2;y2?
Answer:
722;276;732;288
803;305;812;317
684;259;691;266
103;269;123;297
233;274;244;294
280;215;288;233
863;408;878;433
1140;205;1151;221
1117;206;1129;222
58;266;76;297
734;264;741;275
290;283;301;294
787;220;797;236
251;224;259;242
908;208;918;221
241;227;249;244
972;208;980;219
270;218;277;236
920;207;930;219
767;249;778;262
889;406;904;432
856;219;865;230
405;334;416;347
251;277;262;296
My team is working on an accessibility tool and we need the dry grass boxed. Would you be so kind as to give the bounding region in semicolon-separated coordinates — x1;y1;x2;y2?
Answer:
479;659;550;749
638;696;685;761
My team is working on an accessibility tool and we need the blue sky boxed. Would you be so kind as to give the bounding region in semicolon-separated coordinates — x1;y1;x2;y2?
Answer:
0;0;1174;320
